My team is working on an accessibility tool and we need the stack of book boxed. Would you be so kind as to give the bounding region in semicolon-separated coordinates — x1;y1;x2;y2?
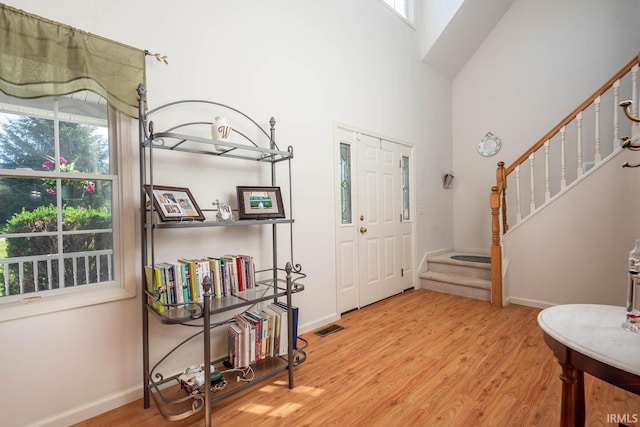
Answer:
227;302;299;368
144;254;256;314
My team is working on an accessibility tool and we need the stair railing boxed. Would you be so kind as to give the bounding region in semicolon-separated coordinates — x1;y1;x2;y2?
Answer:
490;53;640;306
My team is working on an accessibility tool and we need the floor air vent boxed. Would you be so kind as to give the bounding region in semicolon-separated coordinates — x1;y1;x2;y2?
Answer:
314;324;344;337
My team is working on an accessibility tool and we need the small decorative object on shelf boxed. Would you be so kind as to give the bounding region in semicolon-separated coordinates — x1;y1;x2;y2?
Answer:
623;239;640;333
211;116;232;142
179;364;227;395
213;199;234;222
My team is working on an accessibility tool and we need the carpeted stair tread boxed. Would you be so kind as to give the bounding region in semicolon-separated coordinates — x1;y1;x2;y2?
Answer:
419;271;491;290
427;255;491;270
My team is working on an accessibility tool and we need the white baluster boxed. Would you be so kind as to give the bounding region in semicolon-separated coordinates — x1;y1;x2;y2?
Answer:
633;64;638;137
613;79;620;150
576;111;584;178
544;139;550;202
529;153;536;214
594;95;601;162
515;165;522;222
560;126;567;189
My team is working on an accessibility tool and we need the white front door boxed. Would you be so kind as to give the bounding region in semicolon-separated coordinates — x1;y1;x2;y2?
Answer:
357;135;405;306
335;125;414;313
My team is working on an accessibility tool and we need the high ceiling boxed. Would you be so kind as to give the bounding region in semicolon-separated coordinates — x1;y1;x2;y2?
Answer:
421;0;516;79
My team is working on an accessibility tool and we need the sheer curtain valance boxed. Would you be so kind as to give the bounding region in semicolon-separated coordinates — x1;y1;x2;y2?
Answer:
0;3;145;118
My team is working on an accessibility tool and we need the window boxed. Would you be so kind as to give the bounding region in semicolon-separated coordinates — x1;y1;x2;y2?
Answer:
0;92;137;321
0;3;143;321
382;0;413;22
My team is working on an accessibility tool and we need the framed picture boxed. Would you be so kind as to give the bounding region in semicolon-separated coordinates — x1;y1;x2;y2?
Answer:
236;186;285;220
216;204;234;222
144;185;205;221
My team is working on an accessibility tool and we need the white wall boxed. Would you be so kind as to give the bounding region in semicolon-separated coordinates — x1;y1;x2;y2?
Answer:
0;1;453;425
452;0;640;254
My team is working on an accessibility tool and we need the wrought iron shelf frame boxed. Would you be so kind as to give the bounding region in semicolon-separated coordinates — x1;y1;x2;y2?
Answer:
145;269;305;324
145;266;308;422
137;84;305;426
142;218;294;230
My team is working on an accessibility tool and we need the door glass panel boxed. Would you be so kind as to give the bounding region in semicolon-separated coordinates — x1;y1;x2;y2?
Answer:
340;143;352;224
401;156;410;221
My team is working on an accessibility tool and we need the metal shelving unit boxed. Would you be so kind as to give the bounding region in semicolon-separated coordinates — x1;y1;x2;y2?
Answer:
137;84;306;426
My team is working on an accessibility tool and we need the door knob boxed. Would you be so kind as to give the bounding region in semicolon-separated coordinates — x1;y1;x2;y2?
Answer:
359;227;367;234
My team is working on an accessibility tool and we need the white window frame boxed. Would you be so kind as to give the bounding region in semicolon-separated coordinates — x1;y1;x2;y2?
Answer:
379;0;415;26
0;106;137;322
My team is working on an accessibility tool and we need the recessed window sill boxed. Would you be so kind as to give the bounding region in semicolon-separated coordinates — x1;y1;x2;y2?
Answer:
0;283;136;322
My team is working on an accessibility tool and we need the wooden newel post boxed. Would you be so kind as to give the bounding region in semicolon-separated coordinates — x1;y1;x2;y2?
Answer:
496;162;508;234
490;185;503;306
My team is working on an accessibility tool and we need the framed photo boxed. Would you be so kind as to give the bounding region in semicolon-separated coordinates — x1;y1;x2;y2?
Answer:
216;204;234;222
144;185;205;221
236;186;285;220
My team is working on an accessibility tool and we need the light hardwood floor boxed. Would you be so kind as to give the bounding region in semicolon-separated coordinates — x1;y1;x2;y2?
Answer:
74;290;640;426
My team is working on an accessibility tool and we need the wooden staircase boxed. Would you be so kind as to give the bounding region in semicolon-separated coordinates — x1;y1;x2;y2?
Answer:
420;252;491;302
489;53;640;306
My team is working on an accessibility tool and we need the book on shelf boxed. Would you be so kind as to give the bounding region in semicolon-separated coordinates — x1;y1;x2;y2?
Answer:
144;265;166;314
197;254;257;298
219;255;236;294
242;310;264;362
238;254;255;289
157;262;179;307
228;305;296;368
274;301;299;349
195;259;211;299
216;256;232;296
227;322;241;369
268;302;289;356
146;253;258;310
246;309;268;360
178;259;198;302
177;261;191;302
260;306;279;358
177;258;211;301
169;262;184;305
235;255;245;291
239;312;261;362
233;314;253;367
244;317;257;365
204;257;223;298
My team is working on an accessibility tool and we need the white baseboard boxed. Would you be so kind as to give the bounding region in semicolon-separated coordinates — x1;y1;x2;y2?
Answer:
507;296;555;310
299;312;340;335
29;385;142;427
